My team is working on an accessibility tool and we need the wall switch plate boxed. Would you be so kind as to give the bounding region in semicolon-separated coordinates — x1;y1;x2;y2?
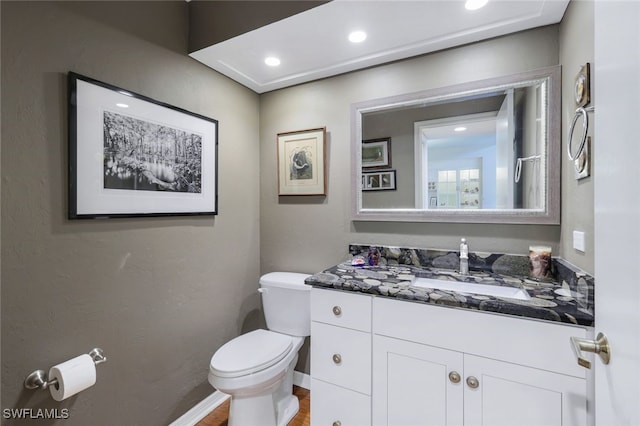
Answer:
573;231;586;252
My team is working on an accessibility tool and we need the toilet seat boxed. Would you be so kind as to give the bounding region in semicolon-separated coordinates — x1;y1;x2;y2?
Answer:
210;329;293;378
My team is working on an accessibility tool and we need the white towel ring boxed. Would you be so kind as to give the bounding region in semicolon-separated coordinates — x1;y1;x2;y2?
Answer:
567;106;594;161
514;155;541;183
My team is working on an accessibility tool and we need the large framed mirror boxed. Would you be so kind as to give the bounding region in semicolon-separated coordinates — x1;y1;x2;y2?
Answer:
351;66;560;224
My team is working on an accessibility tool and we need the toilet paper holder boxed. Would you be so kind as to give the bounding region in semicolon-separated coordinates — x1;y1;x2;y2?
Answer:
24;348;107;390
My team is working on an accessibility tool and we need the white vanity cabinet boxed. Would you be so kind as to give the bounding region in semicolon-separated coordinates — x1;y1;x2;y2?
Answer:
373;334;464;425
373;297;590;426
310;288;373;426
310;288;591;426
462;354;587;426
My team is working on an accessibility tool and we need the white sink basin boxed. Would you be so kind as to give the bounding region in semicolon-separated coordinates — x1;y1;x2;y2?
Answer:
412;276;531;301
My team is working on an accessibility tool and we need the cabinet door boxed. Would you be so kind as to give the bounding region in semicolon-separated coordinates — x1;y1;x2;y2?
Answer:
463;355;588;426
372;335;464;426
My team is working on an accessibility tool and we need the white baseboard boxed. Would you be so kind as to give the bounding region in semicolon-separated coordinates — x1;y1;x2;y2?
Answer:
293;371;310;390
170;371;310;426
169;390;230;426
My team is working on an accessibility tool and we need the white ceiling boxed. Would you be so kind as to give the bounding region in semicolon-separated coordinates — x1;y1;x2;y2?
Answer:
189;0;569;94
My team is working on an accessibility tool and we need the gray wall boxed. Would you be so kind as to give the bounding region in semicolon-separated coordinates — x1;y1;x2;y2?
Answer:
260;13;597;279
0;2;596;423
260;25;562;273
559;0;595;274
362;112;416;209
189;1;328;52
260;26;564;375
1;2;261;425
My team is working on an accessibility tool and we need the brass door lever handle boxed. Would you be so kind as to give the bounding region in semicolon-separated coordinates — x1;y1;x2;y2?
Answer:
570;332;610;369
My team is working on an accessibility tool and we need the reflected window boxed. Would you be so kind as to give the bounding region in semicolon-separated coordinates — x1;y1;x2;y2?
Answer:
460;168;481;209
433;168;482;209
437;170;458;208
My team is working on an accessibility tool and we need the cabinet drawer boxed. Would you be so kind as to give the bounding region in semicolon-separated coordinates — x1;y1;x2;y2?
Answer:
311;321;372;394
311;378;371;426
374;297;588;378
311;288;372;332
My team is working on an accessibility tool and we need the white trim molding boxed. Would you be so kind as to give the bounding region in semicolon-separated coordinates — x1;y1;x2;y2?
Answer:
169;391;230;426
293;371;311;390
169;372;310;426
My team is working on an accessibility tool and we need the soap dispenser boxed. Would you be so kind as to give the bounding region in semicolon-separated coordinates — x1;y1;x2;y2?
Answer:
459;238;469;275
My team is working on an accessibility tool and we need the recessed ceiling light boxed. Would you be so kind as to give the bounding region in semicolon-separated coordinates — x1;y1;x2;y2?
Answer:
348;31;367;43
265;57;281;67
454;126;467;132
116;103;129;108
465;0;488;10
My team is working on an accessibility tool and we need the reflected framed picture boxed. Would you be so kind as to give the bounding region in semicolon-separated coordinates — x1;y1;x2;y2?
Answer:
277;127;327;196
68;72;218;219
362;170;396;191
362;137;391;169
574;63;591;108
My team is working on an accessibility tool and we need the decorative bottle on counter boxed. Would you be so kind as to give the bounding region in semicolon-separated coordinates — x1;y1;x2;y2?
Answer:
529;246;552;279
367;246;380;266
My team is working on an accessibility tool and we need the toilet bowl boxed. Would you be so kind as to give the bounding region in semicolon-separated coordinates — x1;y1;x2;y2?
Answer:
208;272;311;426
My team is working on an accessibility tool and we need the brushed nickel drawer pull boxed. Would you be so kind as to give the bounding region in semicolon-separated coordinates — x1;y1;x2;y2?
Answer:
333;421;342;426
332;305;342;316
332;354;342;364
466;376;479;389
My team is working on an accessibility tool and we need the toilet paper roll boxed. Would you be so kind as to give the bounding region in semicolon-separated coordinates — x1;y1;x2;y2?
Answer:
48;354;96;401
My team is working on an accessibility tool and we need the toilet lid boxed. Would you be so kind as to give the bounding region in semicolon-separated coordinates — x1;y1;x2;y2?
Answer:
210;329;293;378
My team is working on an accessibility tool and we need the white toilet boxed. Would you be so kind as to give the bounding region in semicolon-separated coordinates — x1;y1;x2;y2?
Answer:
208;272;311;426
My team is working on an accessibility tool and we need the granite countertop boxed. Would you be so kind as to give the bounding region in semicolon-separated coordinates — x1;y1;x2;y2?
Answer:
305;245;595;327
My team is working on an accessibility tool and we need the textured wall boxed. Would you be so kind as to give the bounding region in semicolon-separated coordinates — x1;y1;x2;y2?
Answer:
260;25;563;374
260;25;562;273
188;1;328;52
1;2;260;424
559;0;595;274
0;2;597;422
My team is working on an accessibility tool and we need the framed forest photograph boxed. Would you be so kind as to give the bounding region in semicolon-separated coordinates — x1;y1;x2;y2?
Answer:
68;72;218;219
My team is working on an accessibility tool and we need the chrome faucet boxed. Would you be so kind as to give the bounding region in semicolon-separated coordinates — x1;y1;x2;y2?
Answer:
459;238;469;275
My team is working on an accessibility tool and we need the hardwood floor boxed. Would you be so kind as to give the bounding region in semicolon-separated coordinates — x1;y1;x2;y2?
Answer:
196;386;310;426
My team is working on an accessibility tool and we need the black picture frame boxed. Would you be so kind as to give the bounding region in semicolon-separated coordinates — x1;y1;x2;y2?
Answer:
68;72;218;219
362;169;397;191
362;137;392;170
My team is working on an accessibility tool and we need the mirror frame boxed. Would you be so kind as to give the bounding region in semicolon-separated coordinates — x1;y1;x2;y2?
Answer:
351;66;561;224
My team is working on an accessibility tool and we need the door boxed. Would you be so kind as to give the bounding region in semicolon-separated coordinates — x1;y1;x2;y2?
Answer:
463;355;587;426
495;89;514;208
372;335;464;426
594;2;640;425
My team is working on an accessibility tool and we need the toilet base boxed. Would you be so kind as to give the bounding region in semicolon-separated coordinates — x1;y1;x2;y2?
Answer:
227;392;299;426
226;355;300;426
229;392;277;426
276;394;299;426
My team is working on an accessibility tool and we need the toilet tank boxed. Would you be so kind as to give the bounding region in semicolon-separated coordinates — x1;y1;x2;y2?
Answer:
259;272;312;337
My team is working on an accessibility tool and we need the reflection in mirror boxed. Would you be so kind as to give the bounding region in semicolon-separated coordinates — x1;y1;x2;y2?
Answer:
352;66;560;224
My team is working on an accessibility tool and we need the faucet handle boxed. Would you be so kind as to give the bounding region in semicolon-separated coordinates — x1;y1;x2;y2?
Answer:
460;238;469;259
